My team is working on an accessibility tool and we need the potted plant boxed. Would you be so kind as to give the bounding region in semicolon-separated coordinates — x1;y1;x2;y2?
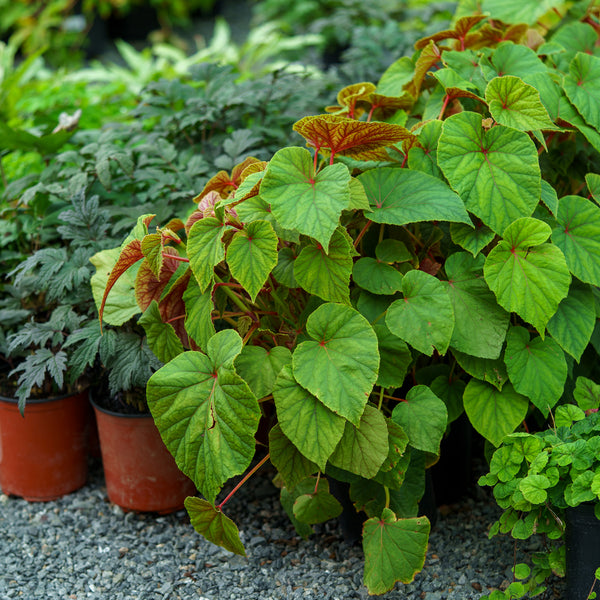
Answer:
88;243;198;513
479;376;600;600
0;190;105;500
99;5;600;594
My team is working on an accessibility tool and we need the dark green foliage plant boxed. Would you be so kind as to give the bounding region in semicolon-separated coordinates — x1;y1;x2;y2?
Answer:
480;377;600;599
98;2;600;593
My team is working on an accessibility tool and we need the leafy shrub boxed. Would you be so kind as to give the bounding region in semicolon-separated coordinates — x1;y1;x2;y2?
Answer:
99;2;600;595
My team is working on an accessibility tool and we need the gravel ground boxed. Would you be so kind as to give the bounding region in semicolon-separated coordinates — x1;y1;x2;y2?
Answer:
0;459;565;600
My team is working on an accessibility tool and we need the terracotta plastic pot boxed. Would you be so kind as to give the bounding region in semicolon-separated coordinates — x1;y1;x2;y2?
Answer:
91;399;196;513
0;390;89;501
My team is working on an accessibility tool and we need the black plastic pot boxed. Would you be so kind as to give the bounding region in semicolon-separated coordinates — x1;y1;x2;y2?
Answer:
565;503;600;600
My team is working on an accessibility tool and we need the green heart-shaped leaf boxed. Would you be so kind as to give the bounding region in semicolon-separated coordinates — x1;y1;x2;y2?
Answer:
269;424;318;490
452;349;508;391
373;323;412;389
294;229;353;303
563;53;600;131
138;300;184;363
438;111;540;234
293;303;379;425
450;222;495;257
363;508;430;595
352;257;404;295
444;252;509;359
391;385;447;456
547;282;596;361
234;345;292;400
273;365;346;470
182;277;215;352
147;330;260;503
227;220;278;302
552;195;600;287
486;76;557;131
260;146;350;252
293;478;343;524
328;404;389;479
504;326;567;416
574;377;600;412
358;167;471;227
484;217;571;335
185;497;246;556
188;217;230;292
463;379;528;447
386;270;454;356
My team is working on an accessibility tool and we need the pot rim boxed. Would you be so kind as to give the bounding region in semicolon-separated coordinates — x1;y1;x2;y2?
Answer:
89;394;152;419
0;388;88;405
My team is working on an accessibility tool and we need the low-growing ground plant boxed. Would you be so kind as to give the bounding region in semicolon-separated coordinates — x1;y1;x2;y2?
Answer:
99;2;600;595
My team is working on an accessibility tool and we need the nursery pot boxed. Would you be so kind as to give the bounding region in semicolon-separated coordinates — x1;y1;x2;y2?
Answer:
565;504;600;600
0;390;89;501
91;399;196;513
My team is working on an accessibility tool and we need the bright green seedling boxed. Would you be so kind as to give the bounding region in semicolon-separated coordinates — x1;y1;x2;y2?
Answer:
98;6;600;596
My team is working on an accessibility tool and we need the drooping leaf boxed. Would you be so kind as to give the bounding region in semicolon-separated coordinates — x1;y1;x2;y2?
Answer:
328;405;389;479
547;282;596;361
187;217;230;292
541;179;559;215
234;345;292;400
293;114;412;161
444;252;509;359
586;173;600;206
452;349;509;391
485;76;557;132
260;146;350;252
185;497;245;556
358;167;471;227
450;221;495;257
146;330;260;503
438;111;541;235
134;249;181;313
272;247;298;288
363;508;430;595
90;248;140;326
484;217;571;335
293;477;343;524
552;195;600;287
269;425;318;490
138;300;184;364
279;483;314;539
414;15;487;50
386;270;454;356
463;379;528;447
182;276;215;352
504;326;567;416
373;323;412;389
227;220;278;302
563;53;600;131
273;365;346;470
98;239;144;325
408;120;443;178
294;229;353;303
391;386;447;456
293;303;379;425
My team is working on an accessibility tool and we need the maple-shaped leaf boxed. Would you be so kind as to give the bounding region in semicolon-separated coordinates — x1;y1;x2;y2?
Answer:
415;15;487;51
99;239;144;326
325;82;377;118
194;156;262;200
293;114;412;162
